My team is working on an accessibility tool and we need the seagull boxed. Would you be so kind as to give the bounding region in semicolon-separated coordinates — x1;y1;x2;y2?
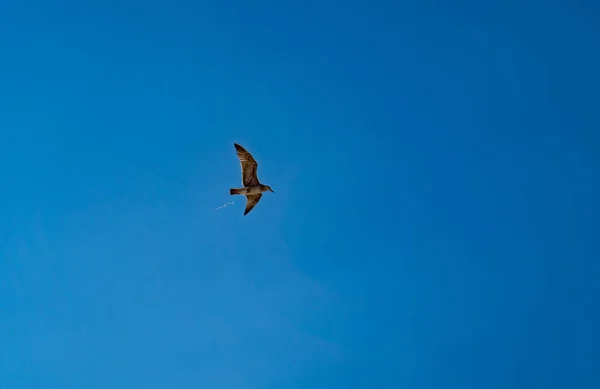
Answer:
230;143;275;215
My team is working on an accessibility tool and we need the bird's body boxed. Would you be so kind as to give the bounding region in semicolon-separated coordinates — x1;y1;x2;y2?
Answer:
230;143;274;215
230;184;271;196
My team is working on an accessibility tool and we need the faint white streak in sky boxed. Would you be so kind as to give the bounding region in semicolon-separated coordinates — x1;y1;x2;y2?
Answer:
213;201;235;211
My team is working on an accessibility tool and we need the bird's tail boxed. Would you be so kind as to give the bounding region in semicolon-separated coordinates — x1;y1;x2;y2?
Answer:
230;188;242;195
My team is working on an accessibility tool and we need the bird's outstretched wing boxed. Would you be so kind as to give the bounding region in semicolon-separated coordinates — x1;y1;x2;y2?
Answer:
234;143;259;187
244;194;262;215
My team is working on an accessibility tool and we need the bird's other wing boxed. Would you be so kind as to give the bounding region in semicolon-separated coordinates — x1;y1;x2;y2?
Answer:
234;143;260;187
244;193;262;215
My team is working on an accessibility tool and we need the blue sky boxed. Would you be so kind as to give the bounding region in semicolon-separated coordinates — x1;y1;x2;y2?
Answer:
1;0;599;388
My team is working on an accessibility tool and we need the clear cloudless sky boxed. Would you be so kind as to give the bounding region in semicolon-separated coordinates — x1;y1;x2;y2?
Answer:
1;0;599;388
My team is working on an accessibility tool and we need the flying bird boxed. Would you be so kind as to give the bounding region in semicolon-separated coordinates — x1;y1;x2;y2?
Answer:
230;143;275;215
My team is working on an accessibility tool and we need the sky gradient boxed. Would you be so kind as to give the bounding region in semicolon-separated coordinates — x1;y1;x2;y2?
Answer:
1;0;599;388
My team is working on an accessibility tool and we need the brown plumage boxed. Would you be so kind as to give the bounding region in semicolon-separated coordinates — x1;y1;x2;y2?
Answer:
230;143;274;215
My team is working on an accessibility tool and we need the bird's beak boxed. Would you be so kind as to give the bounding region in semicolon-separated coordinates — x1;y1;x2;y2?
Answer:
270;188;275;193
